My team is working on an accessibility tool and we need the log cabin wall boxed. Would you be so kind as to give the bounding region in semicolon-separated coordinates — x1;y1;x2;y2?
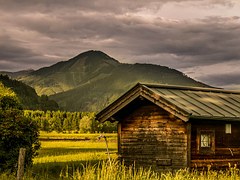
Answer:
191;120;240;168
97;83;240;170
116;99;188;172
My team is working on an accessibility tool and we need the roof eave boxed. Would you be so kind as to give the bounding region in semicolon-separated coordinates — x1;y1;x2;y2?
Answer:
96;83;142;123
96;83;191;123
190;115;240;122
141;83;240;94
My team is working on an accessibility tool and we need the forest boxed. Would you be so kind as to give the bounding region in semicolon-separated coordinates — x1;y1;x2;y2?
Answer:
0;75;59;111
24;110;117;133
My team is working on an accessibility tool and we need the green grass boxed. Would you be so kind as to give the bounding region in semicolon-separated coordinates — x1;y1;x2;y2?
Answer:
35;141;117;162
30;132;118;179
1;132;240;179
39;131;117;141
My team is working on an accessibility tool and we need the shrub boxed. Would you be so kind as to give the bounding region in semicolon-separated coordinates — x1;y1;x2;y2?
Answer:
0;90;40;173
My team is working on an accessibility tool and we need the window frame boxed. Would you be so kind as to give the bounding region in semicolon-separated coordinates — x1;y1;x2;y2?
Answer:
197;129;215;155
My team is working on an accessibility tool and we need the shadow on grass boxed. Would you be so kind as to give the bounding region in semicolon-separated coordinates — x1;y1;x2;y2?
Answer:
31;159;106;179
38;147;117;157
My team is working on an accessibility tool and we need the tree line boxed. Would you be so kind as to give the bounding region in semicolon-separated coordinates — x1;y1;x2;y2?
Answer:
24;110;117;133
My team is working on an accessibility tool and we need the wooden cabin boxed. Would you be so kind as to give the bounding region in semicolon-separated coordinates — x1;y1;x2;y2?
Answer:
96;83;240;171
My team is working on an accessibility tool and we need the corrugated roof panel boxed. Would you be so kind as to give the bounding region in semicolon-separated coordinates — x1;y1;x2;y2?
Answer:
226;97;240;109
211;93;240;117
152;88;193;113
149;85;240;119
193;91;236;117
163;89;207;116
228;95;240;107
178;90;214;116
182;91;223;117
155;89;212;116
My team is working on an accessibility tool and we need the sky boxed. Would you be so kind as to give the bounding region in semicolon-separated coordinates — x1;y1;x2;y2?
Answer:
0;0;240;89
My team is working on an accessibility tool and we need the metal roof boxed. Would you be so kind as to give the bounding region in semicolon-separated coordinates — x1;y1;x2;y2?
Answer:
144;84;240;121
96;83;240;122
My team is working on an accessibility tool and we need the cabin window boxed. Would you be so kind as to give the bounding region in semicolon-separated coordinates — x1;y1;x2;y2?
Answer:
197;129;215;154
225;124;231;134
200;134;211;147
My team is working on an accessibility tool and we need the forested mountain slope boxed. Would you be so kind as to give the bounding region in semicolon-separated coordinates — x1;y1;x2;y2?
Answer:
0;75;59;110
16;50;207;111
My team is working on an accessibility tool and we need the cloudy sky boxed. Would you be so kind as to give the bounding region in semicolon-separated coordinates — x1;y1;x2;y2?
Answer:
0;0;240;89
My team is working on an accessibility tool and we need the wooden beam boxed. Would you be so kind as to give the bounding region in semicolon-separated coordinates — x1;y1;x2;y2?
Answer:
187;123;191;168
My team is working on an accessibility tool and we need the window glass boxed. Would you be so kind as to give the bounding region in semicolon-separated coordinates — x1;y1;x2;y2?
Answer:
200;134;211;147
225;124;231;134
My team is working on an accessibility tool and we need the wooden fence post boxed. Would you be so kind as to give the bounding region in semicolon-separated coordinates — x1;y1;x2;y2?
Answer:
99;135;112;167
17;148;26;180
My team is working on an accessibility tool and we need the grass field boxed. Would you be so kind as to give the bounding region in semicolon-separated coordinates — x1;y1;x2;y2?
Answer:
39;131;117;141
31;132;118;179
1;132;240;179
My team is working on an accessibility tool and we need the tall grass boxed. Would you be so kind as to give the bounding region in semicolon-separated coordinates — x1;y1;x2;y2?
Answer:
1;132;240;179
61;160;160;180
60;160;240;180
1;163;240;180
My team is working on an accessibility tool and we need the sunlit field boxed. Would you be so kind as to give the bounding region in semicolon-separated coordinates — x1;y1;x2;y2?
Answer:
1;132;240;179
39;131;117;140
30;132;118;179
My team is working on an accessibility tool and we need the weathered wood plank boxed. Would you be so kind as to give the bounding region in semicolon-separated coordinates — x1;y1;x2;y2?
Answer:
191;120;240;164
191;159;240;168
118;101;188;171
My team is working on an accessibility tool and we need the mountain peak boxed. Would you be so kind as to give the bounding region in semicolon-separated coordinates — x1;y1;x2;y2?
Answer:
29;50;120;77
71;50;120;65
80;50;111;57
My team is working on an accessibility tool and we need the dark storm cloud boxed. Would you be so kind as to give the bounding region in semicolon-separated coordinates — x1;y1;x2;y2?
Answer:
0;0;240;88
123;16;240;66
0;35;58;71
0;0;182;13
0;35;37;61
0;0;167;15
11;12;240;69
200;72;240;87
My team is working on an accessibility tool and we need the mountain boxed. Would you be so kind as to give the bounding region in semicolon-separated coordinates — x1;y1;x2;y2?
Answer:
19;50;120;95
0;75;59;110
16;50;208;111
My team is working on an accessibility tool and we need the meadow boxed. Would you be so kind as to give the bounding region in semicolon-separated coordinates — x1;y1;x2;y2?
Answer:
32;132;118;179
1;132;240;179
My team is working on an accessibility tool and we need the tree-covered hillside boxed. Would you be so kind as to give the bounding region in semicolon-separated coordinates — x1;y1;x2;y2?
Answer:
0;81;16;99
15;50;208;111
0;75;59;110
